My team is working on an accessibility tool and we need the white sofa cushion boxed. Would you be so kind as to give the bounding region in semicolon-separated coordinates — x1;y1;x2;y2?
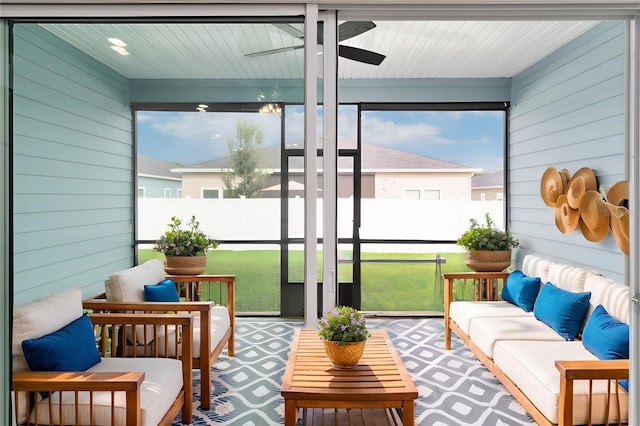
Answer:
494;340;628;425
449;301;531;335
13;287;84;424
31;357;183;426
105;259;165;303
522;255;551;284
546;262;589;292
469;316;563;358
584;274;630;325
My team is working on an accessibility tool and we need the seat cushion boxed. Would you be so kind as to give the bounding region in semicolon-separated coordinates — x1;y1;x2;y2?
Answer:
493;340;628;425
449;301;531;335
32;357;183;426
133;305;230;359
469;316;564;358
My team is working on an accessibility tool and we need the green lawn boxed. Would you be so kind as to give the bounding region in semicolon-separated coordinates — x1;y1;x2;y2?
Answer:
139;249;474;313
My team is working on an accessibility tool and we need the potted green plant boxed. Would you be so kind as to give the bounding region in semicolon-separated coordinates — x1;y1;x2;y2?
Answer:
456;213;519;272
318;306;371;368
155;215;218;275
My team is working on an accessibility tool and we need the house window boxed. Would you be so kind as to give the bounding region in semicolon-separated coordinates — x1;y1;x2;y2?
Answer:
403;189;440;200
138;187;145;198
177;189;183;198
480;193;486;201
164;188;171;198
423;190;440;200
202;188;221;199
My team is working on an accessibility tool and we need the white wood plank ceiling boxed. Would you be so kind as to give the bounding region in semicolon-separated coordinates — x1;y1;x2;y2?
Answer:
40;20;600;80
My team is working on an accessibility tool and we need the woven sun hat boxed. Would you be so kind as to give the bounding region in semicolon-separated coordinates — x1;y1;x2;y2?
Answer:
554;194;580;234
540;167;569;208
606;180;629;207
607;203;630;256
566;167;597;209
578;190;610;242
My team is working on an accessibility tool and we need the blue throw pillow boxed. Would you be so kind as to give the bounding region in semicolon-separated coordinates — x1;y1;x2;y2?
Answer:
144;278;179;302
501;270;541;312
582;304;629;360
533;283;591;341
22;313;101;372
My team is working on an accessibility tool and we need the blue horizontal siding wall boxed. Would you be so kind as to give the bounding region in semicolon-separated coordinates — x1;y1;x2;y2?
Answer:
509;21;626;282
12;24;133;305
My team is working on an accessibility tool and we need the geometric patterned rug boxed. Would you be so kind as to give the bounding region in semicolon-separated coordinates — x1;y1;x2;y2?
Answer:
173;318;536;425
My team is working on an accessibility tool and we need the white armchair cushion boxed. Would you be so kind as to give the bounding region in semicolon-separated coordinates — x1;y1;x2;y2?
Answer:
105;259;164;303
31;357;183;426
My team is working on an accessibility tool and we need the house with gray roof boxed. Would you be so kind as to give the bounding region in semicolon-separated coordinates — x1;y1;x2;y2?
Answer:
172;139;479;200
471;170;504;201
137;154;183;198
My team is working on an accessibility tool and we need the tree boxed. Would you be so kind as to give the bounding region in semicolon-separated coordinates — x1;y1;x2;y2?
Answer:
222;119;269;198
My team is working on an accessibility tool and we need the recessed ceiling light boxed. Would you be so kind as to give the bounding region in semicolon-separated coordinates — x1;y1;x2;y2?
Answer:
198;104;209;109
110;46;130;56
108;38;127;47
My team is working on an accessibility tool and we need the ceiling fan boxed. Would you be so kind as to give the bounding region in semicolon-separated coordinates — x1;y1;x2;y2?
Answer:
245;21;386;66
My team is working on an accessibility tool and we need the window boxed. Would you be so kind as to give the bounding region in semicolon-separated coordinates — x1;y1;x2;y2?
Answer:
202;188;221;199
138;187;145;198
403;189;440;200
177;189;183;198
164;188;171;198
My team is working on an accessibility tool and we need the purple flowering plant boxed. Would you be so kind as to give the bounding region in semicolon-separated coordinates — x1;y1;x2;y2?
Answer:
318;306;370;344
155;215;218;257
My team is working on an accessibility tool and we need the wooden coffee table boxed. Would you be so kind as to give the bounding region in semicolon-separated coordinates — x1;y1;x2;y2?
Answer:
281;329;418;426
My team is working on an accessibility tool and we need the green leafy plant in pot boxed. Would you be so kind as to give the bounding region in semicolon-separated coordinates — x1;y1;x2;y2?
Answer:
456;213;519;272
155;215;218;275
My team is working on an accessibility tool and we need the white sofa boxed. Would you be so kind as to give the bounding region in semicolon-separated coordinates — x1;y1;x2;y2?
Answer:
82;259;235;410
12;287;193;426
444;254;629;426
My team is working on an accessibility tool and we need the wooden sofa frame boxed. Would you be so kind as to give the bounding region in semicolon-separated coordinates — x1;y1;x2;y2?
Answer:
82;274;235;410
443;272;629;426
13;312;193;426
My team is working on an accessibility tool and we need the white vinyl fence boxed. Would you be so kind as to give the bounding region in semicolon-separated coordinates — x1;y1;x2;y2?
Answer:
138;198;504;253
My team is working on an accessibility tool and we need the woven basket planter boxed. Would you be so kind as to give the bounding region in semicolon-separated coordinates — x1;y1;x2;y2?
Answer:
464;250;512;272
165;255;207;275
323;340;366;369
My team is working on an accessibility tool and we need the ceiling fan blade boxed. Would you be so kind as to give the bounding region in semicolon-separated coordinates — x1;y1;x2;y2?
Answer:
273;23;304;40
339;45;385;65
338;21;376;42
245;44;303;58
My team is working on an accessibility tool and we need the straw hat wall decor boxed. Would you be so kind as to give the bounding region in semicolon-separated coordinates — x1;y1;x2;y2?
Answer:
540;167;571;208
554;194;580;234
566;167;597;209
578;190;610;242
540;166;629;255
605;180;629;255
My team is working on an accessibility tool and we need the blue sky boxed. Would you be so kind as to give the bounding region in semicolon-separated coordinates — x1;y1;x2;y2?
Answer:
137;106;505;172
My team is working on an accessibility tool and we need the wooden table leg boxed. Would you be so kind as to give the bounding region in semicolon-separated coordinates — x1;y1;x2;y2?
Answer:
402;400;415;426
284;399;298;426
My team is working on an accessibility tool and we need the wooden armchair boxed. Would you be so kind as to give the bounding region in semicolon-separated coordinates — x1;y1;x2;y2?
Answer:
12;287;193;426
82;260;235;410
